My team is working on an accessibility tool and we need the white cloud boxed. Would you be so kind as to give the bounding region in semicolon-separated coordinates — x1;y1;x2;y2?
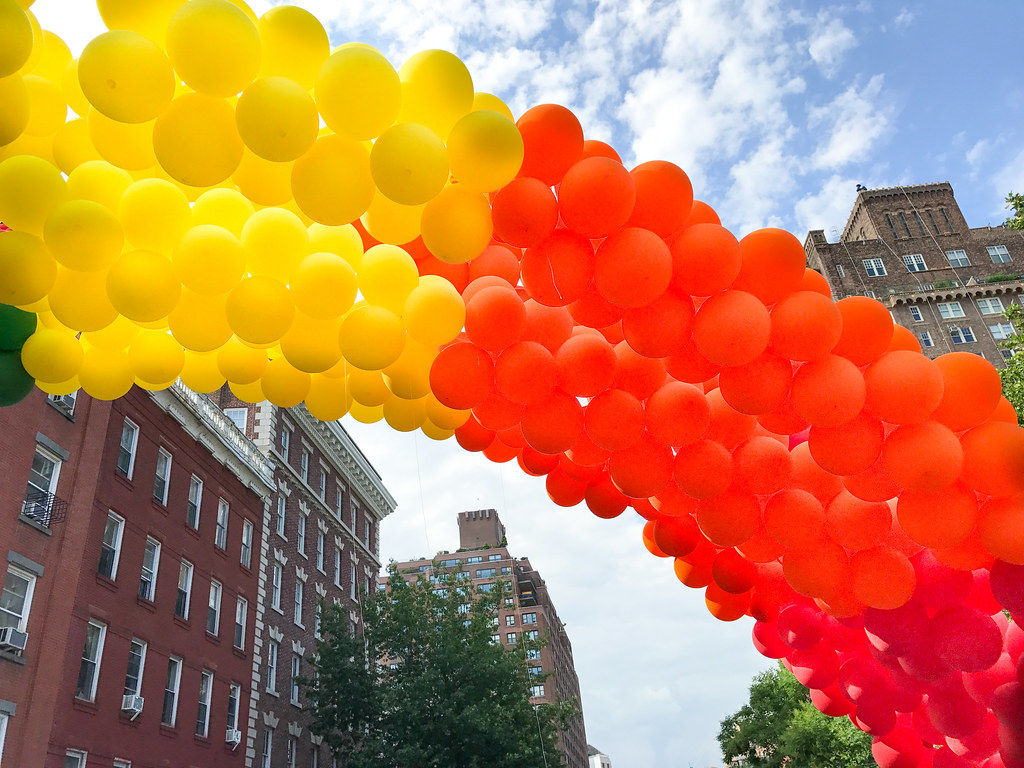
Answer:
793;173;864;239
807;14;857;77
808;75;893;170
894;8;915;29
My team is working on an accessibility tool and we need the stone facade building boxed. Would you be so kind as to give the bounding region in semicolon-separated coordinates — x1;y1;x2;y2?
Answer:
804;182;1024;366
386;509;590;768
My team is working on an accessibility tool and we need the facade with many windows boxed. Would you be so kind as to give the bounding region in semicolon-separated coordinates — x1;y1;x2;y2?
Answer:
804;182;1024;366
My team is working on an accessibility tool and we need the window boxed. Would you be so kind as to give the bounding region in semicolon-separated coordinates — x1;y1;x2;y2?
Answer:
526;649;540;660
207;580;221;635
117;419;139;478
990;323;1015;340
227;682;241;731
885;214;898;239
288;736;298;768
241;520;253;569
945;249;971;268
23;445;61;514
835;264;845;278
98;511;125;579
490;633;500;643
75;620;106;701
300;450;309;482
501;567;511;575
318;469;327;501
112;759;131;768
297;514;307;555
525;630;539;640
0;566;35;632
457;602;470;614
507;632;517;643
950;326;977;344
862;258;886;277
175;560;193;619
478;583;495;592
926;210;940;234
530;685;545;698
334;549;341;587
275;496;286;537
978;298;1005;315
261;729;273;768
938;301;965;319
505;615;515;626
504;597;514;607
466;556;483;564
186;476;202;529
919;332;935;348
280;425;290;457
223;407;247;431
488;554;502;561
316;531;325;572
912;210;927;236
266;639;279;693
898;212;912;237
234;596;247;650
523;612;537;624
138;537;161;601
290;654;301;704
350;564;356;600
64;750;88;768
271;563;282;610
311;749;319;768
441;558;459;567
294;580;304;626
476;568;496;578
364;519;370;546
153;448;171;504
334;484;344;518
161;656;182;726
195;669;212;737
988;245;1012;264
941;208;955;233
908;306;924;322
529;665;543;676
215;499;229;549
902;254;926;272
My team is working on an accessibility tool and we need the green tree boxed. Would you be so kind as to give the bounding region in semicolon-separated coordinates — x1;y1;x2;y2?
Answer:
718;663;873;768
998;303;1024;424
1005;192;1024;231
303;566;577;768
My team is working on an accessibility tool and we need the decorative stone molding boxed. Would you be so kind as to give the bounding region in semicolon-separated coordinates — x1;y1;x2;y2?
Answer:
298;499;310;515
291;640;307;656
295;566;308;583
277;478;291;496
263;711;280;728
311;734;323;746
334;536;346;550
288;721;303;737
349;609;359;624
315;582;327;598
273;548;287;565
317;517;329;533
268;625;284;643
332;597;341;606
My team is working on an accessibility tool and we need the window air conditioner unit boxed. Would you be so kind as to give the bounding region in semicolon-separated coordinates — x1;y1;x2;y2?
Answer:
226;728;242;748
121;694;144;719
0;627;28;651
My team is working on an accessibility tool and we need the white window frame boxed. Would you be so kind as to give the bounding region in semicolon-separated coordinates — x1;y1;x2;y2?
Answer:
300;450;309;483
261;729;273;768
241;520;253;569
98;511;125;580
862;258;886;277
908;306;924;322
318;466;327;501
187;475;202;530
945;249;971;268
207;580;222;636
271;563;283;611
223;407;248;432
153;448;172;505
978;297;1005;315
0;565;36;633
334;549;341;587
0;712;7;764
902;253;926;272
334;483;344;519
276;496;286;537
530;684;545;698
950;326;977;344
988;244;1012;264
523;612;537;624
215;499;229;550
297;514;307;556
196;669;213;737
266;640;279;694
139;536;161;602
919;331;935;348
938;301;965;319
290;653;301;705
294;580;304;627
227;681;241;731
316;531;325;572
161;656;182;727
47;390;77;416
288;736;298;768
76;620;107;701
990;323;1015;340
123;638;147;698
117;418;139;479
23;444;62;513
280;426;291;456
65;749;89;768
112;760;131;768
175;559;193;619
234;596;247;650
835;264;845;278
350;563;356;600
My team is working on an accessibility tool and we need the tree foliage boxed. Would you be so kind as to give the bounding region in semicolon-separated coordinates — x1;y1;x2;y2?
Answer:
303;565;577;768
1005;191;1024;231
718;662;873;768
998;303;1024;425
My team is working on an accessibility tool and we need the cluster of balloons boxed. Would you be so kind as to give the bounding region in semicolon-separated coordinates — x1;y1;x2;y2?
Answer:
1;2;1024;766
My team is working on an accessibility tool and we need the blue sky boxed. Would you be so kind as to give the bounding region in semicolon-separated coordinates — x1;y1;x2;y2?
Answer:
30;1;1024;766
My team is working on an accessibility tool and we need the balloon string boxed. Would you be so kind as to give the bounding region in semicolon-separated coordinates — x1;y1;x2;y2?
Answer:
413;430;431;554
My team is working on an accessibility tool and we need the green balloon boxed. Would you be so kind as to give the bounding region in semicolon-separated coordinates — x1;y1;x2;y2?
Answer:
0;349;34;406
0;303;36;351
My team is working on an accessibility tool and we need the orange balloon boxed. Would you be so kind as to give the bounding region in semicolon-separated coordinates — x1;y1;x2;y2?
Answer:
799;268;832;297
695;489;760;547
790;355;865;427
594;227;672;309
674;544;716;588
896;483;977;549
758;396;809;437
718;352;792;416
468;244;520;285
681;199;721;229
808;412;884;476
711;549;757;594
584;389;643;451
515;104;583;186
990;396;1019;424
670;223;741;297
843;456;899;503
790;442;843;503
666;338;721;385
732;436;792;495
736;524;784;564
705;586;751;622
545;465;587;507
522;299;573;353
651;484;697;517
612;341;666;400
454;414;496;452
494;341;556;405
764;489;825;551
520;228;594;307
653;515;703;558
464;285;524;351
882;421;963;492
733;228;805;304
581;139;621;163
931;352;1003;432
769;290;842;361
673;440;732;499
558;156;635;238
885;324;922;353
783;539;850;603
644;381;710;448
704;387;758;450
428;342;493;410
521;390;583;454
585;474;628;519
824;490;892;551
977;495;1024;564
931;529;994;572
473;392;524;431
863;351;944;425
960;421;1024;498
490;177;558;248
626;160;693;238
642;519;670;558
622;290;694;358
555;332;616;397
608;437;674;498
851;547;915;609
831;297;894;366
693;290;771;367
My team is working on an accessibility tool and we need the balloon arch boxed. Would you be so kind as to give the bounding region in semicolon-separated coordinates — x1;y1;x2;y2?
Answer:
1;1;1023;765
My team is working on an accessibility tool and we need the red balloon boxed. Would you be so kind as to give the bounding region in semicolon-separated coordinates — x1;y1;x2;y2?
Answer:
825;491;891;551
518;446;560;476
753;620;790;659
811;686;856;716
494;341;556;404
558;156;636;238
674;542;716;588
469;244;521;285
581;139;621;162
674;440;733;498
758;396;810;436
462;274;515;303
516;103;584;185
718;352;792;416
627;160;693;238
521;390;583;454
832;297;895;367
622;290;694;358
584;473;628;519
733;228;805;305
783;539;851;603
864;351;945;425
521;228;595;307
928;683;988;739
643;520;670;557
465;285;525;351
790;355;866;427
852;547;916;610
764;489;825;551
568;286;624;329
653;515;703;557
693;290;771;367
608;437;674;498
844;456;900;502
705;585;751;622
545;465;587;507
776;602;824;649
882;421;964;493
769;290;843;361
584;389;644;451
670;223;741;296
931;352;1003;432
483;439;518;463
652;484;698;517
521;299;573;353
790;442;844;503
418;253;470;291
695;489;760;547
613;341;667;400
932;606;1003;672
960;421;1024;498
645;381;710;448
732;436;792;495
491;177;559;247
705;388;758;450
990;560;1024;615
430;342;494;409
897;483;977;549
712;549;757;594
555;332;616;396
808;412;884;476
667;338;721;384
978;496;1024;565
594;227;672;308
473;391;524;430
565;433;610;467
454;415;495;452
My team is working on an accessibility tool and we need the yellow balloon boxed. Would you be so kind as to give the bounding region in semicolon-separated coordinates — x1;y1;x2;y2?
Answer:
308;223;363;270
119;178;191;252
77;31;174;124
236;77;318;162
66;160;133;212
192;187;254;236
383;339;434;400
229;378;264;403
304;374;352;421
280;311;342;373
129;329;185;384
20;328;83;382
82;314;139;350
0;74;29;145
154;92;243;187
404;274;466;346
257;5;329;90
420;185;492;264
37;375;80;397
78;344;134;400
370;123;448;206
168;288;232;352
134;376;176;392
217;335;266;383
0;154;67;234
0;231;55;305
347;366;390;406
383;394;426;432
173;224;245;294
61;59;89;118
36;309;72;331
49;267;117;331
447;109;524;192
420;418;455;441
166;0;260;96
22;75;65;137
291;252;357;319
17;6;41;73
424;393;470;430
28;30;70;83
261;355;309;407
96;0;181;44
291;134;374;226
0;130;51;163
320;356;348;379
361;193;423;246
0;0;32;78
346;399;383;424
225;275;294;344
180;349;225;392
398;49;474;139
43;199;123;271
358;244;419;312
339;304;405;371
241;206;308;281
472;91;513;122
52;118;101;174
315;46;401;140
87;107;155;170
106;249;181;322
232;148;293;207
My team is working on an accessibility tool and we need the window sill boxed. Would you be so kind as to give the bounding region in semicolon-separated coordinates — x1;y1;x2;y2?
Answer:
173;614;190;629
17;513;51;536
159;724;178;738
72;697;99;714
275;532;288;542
214;546;227;559
95;573;118;593
289;700;303;710
117;710;143;727
151;500;169;515
0;649;26;666
45;398;76;421
185;526;201;541
113;472;134;491
136;596;156;612
265;688;279;698
232;646;246;659
270;606;284;616
194;734;211;747
205;632;221;645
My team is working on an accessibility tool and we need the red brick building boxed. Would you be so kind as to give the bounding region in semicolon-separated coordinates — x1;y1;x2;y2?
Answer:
0;383;274;767
386;510;590;768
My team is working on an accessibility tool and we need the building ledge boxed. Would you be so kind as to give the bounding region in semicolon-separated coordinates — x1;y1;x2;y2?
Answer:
17;513;51;536
0;649;26;666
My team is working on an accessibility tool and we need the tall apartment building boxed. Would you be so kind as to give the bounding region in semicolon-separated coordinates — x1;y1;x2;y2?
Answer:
0;383;273;768
207;390;396;768
386;509;589;768
804;182;1024;366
